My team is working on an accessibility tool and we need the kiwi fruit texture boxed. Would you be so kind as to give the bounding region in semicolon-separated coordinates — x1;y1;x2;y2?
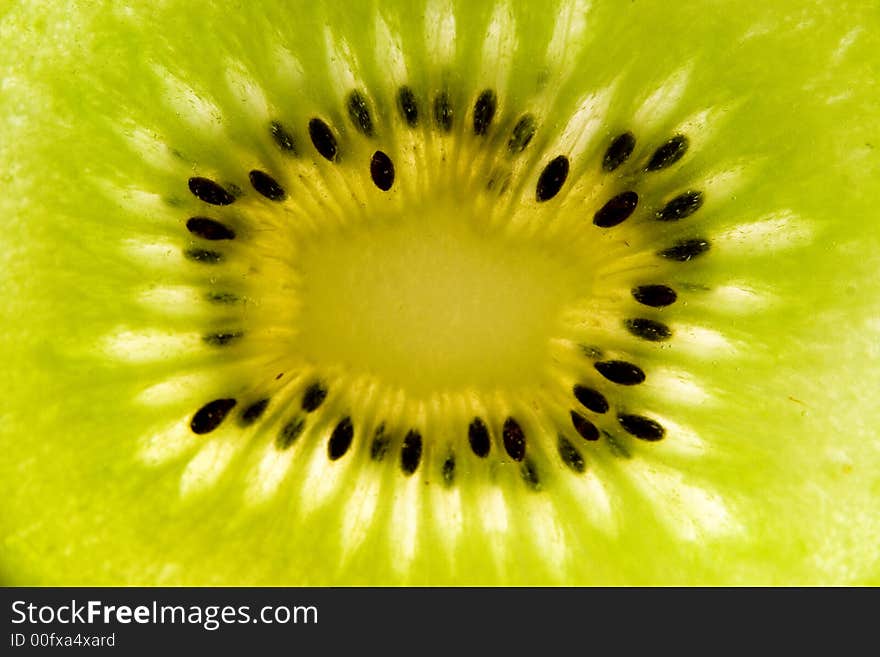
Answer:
1;1;879;586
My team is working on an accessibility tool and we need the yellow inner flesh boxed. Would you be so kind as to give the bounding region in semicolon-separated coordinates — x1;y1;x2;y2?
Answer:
295;193;584;394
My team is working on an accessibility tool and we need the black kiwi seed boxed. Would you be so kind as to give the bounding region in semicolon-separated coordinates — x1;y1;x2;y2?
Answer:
536;155;569;202
593;191;639;228
570;410;599;441
276;416;305;450
206;291;239;304
370;150;395;191
521;459;541;491
618;414;666;441
186;217;235;241
468;417;491;458
646;134;689;171
248;169;286;202
502;417;526;461
202;331;244;347
473;89;497;136
656;190;704;221
433;91;453;132
270;120;297;154
308;118;339;161
397;86;419;127
184;248;223;264
400;430;423;475
370;426;390;462
624;318;672;342
327;417;354;460
239;398;270;427
632;285;677;307
190;398;237;434
442;455;456;486
507;114;537;154
573;385;609;414
300;381;328;412
602;131;636;172
557;435;586;473
347;90;374;137
595;360;646;385
658;238;710;261
188;177;235;206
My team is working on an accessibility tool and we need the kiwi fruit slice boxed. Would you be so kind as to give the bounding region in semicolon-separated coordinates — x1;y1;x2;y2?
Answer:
2;1;879;586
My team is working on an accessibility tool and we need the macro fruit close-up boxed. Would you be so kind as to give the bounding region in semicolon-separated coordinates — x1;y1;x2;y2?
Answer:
1;0;878;586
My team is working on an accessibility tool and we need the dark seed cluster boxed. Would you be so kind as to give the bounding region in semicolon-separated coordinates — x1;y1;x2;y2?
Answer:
182;95;707;294
591;130;708;262
176;88;718;485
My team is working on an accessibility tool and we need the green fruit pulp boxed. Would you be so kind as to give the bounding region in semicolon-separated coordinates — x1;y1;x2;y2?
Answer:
1;1;879;585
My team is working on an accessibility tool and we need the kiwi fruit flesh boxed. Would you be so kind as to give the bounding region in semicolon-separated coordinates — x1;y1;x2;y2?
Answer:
1;1;879;585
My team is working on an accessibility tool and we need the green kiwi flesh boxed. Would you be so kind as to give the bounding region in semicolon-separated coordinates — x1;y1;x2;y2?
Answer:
1;1;879;585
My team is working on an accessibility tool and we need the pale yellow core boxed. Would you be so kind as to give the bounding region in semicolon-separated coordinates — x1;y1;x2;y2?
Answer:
295;197;584;394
